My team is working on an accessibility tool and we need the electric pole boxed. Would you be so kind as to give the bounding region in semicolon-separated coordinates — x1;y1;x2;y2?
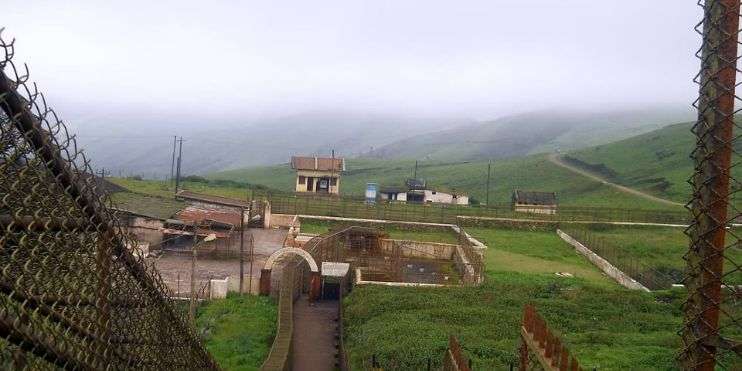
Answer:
239;207;245;294
486;160;491;207
170;135;177;188
175;137;183;194
189;226;198;325
413;160;418;179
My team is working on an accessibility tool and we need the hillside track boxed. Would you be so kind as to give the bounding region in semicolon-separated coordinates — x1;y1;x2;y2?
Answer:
547;153;683;207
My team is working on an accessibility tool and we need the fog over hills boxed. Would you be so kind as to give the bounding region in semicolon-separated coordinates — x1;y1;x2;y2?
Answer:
68;111;470;177
364;106;695;162
66;105;694;177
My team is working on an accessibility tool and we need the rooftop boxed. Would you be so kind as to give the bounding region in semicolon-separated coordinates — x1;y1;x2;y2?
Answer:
291;156;345;172
512;190;558;206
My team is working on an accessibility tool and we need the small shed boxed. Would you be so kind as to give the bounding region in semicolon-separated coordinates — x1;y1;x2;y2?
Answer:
512;190;558;215
379;186;408;202
320;262;351;300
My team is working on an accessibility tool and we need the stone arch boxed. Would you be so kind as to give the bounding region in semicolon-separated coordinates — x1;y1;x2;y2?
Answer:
264;247;319;272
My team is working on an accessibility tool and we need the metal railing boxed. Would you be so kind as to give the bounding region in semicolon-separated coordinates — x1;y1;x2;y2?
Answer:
268;194;690;225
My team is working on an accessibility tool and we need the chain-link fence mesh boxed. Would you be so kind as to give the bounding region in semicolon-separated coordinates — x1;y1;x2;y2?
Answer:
680;1;742;369
0;30;217;369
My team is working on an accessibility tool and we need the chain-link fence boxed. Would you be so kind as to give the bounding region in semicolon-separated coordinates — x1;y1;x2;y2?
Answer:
0;30;217;369
680;1;742;369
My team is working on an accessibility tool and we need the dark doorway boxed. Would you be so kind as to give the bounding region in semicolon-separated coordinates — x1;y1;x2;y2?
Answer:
321;281;340;300
307;177;314;191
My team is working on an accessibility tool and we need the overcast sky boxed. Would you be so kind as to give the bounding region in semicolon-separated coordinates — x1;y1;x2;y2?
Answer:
4;1;702;121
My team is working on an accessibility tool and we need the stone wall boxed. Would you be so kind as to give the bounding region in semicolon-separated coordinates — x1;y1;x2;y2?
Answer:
557;229;649;291
379;239;457;259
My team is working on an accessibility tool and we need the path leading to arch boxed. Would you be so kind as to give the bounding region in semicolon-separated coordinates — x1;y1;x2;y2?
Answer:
291;296;338;371
547;153;683;207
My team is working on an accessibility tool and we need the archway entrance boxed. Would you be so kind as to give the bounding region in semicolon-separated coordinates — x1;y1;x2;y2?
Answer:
259;247;320;300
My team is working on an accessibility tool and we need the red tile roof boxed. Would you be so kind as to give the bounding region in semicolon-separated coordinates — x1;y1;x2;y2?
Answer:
291;156;345;171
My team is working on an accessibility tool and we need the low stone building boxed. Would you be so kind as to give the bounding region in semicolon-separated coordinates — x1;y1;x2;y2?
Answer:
379;179;468;205
512;190;558;215
291;156;345;195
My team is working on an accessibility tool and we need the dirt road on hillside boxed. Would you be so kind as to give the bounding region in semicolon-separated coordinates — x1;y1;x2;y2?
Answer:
547;153;683;207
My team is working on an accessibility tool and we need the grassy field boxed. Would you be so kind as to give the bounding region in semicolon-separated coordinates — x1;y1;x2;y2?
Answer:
343;226;687;370
196;293;277;371
210;155;682;211
298;218;460;244
109;191;185;219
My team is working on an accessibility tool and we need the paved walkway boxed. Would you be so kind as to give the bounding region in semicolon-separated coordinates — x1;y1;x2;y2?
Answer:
547;153;683;207
291;296;338;371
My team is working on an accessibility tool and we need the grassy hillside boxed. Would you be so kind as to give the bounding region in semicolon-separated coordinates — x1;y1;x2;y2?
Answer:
210;155;682;210
566;122;695;203
365;108;692;162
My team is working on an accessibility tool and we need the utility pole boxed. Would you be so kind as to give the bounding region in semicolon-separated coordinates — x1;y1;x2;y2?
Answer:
486;160;491;207
248;234;254;295
239;207;245;294
331;149;335;194
175;137;183;194
170;135;177;188
189;226;198;325
98;168;108;179
413;160;418;179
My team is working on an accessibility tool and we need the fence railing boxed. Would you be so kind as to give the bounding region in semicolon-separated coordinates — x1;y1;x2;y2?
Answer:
443;335;472;371
268;194;690;225
519;305;582;371
558;226;678;290
0;30;217;369
261;259;301;371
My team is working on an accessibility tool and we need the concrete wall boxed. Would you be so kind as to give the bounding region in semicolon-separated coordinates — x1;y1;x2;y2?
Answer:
423;190;468;205
379;239;457;259
514;204;557;215
557;229;649;291
210;277;230;299
295;170;340;194
380;192;407;202
126;216;164;248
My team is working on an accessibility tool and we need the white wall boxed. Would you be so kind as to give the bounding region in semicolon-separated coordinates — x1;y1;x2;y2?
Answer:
423;190;467;205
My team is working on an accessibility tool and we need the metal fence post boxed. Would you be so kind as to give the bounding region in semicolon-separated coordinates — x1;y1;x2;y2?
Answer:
681;1;741;370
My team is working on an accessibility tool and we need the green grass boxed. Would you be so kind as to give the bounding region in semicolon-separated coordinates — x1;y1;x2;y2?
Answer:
109;191;185;219
108;177;260;200
210;155;682;211
299;218;460;244
468;228;614;286
567;121;742;207
343;226;690;370
559;224;742;284
196;293;277;371
344;272;683;370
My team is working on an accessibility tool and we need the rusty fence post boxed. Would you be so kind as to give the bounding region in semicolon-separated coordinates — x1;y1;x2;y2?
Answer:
681;1;741;370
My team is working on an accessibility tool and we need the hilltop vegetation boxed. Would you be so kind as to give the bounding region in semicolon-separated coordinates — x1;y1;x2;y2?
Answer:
210;154;682;210
365;108;691;162
566;122;694;203
343;227;684;369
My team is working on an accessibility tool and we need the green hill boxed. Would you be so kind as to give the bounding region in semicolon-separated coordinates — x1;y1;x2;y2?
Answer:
565;122;703;204
209;155;681;210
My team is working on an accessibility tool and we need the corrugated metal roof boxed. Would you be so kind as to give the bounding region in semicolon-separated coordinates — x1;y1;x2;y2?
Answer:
321;262;350;277
512;190;557;206
291;156;345;171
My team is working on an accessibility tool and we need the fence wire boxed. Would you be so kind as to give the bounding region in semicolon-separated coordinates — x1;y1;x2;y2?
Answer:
0;30;217;369
680;1;742;369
